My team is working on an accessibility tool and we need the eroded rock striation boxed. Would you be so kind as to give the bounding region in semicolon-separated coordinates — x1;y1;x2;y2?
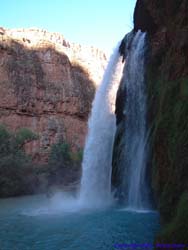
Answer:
0;28;107;162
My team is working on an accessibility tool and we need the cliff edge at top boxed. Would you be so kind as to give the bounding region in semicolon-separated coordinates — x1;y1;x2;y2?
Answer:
0;28;107;162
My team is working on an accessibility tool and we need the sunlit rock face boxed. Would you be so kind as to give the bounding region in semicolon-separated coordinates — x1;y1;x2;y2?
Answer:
0;28;107;162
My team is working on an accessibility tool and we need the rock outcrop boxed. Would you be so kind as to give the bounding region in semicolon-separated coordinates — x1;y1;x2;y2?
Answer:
0;28;107;162
113;0;188;243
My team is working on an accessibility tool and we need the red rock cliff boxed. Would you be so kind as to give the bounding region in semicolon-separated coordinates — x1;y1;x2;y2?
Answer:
0;28;107;162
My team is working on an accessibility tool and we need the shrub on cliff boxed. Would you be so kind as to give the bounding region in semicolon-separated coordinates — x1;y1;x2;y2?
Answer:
156;193;188;244
48;142;72;169
0;125;38;197
15;127;38;147
47;142;82;189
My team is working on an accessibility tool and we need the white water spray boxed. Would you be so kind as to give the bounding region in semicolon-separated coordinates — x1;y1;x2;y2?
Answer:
79;44;123;208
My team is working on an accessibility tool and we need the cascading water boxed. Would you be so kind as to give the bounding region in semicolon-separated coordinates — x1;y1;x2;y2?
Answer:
79;44;123;208
79;31;150;211
121;31;149;210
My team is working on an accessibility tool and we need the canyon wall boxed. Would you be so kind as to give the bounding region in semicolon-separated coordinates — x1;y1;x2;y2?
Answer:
0;28;107;162
114;0;188;243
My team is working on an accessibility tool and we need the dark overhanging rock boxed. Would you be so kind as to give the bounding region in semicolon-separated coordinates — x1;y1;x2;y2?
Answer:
134;0;157;34
119;39;126;62
119;30;135;62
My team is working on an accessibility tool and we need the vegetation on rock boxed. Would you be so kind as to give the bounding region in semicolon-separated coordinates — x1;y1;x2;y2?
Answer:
47;141;82;190
131;0;188;242
0;125;38;197
156;192;188;244
147;52;188;243
0;125;82;198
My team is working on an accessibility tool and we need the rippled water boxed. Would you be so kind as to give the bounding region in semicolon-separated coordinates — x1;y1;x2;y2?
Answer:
0;194;160;250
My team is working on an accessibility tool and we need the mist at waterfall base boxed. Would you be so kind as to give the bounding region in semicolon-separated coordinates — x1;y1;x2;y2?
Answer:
0;33;160;249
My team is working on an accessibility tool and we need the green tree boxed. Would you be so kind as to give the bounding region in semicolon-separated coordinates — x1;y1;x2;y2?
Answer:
49;142;71;169
47;141;82;189
15;127;38;148
0;125;38;197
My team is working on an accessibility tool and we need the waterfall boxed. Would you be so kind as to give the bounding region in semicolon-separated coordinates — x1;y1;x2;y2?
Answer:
122;31;150;210
79;32;149;210
79;44;123;208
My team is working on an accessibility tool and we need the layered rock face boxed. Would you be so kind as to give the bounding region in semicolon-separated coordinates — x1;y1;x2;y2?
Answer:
0;28;107;162
113;0;188;243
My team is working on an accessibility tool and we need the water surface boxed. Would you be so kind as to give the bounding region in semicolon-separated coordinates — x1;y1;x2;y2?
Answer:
0;194;160;250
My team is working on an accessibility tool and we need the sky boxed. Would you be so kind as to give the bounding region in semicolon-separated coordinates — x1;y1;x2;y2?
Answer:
1;0;137;53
